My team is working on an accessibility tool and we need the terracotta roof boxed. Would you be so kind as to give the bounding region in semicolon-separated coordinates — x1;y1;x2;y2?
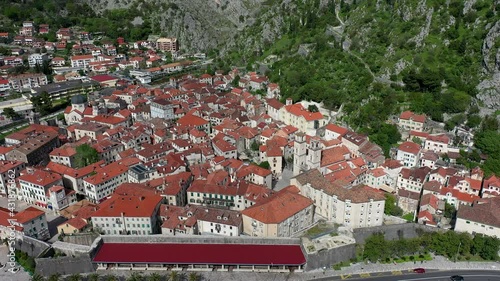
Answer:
400;111;426;123
18;169;62;186
14;206;45;224
91;192;163;218
457;197;500;227
61;217;88;230
398;141;421;155
325;124;348;137
294;169;385;203
242;190;312;224
283;103;323;121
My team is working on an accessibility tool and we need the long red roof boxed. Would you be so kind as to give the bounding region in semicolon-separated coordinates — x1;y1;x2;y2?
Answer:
93;243;305;265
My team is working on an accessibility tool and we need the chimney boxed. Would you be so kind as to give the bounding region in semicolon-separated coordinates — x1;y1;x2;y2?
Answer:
286;98;292;106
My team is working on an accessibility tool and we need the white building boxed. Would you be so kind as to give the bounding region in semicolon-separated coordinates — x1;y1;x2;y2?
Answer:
396;167;430;193
0;160;26;197
455;197;500;238
91;192;163;235
292;169;385;228
28;53;49;68
0;206;50;240
83;162;129;203
70;54;95;68
396;141;421;167
150;98;175;119
18;169;63;208
424;134;450;155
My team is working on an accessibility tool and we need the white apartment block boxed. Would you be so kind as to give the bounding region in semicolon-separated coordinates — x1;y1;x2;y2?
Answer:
28;53;49;68
18;169;63;207
70;54;95;68
0;160;26;197
83;162;128;203
455;198;500;238
292;169;385;228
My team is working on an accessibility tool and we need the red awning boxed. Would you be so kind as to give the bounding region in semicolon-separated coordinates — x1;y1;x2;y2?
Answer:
93;243;306;266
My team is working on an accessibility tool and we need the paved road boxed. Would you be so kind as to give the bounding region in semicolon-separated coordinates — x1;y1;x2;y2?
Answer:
310;270;500;281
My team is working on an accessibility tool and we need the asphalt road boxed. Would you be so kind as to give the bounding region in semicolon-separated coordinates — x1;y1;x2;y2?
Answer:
311;270;500;281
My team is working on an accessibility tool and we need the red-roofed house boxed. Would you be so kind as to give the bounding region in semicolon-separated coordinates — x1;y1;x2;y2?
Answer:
83;161;129;203
396;141;421;167
70;54;95;68
91;186;163;235
10;206;49;240
242;187;313;237
424;134;450;154
19;169;63;208
399;111;426;132
482;175;500;198
278;101;326;135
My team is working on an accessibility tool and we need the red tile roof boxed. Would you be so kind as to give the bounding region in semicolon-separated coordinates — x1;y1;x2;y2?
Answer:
91;192;162;218
400;111;426;123
398;141;421;155
93;243;306;265
14;206;45;224
284;103;323;121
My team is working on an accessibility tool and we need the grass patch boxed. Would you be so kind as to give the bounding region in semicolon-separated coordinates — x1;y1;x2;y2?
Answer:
381;253;433;264
15;250;36;274
332;260;351;270
402;213;414;222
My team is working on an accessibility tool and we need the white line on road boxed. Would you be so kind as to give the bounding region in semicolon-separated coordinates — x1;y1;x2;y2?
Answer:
399;275;500;281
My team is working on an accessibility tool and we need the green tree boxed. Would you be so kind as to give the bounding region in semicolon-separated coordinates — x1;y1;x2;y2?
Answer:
169;271;179;281
74;144;100;168
127;272;143;281
30;91;52;115
384;193;403;216
48;273;61;281
308;104;319;112
147;273;162;281
363;233;389;262
87;273;99;281
444;202;456;219
68;274;82;281
251;140;260;151
31;273;45;281
2;107;20;119
258;161;271;170
188;272;201;281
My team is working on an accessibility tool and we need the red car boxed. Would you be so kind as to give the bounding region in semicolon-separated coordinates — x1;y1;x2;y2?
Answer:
413;268;426;273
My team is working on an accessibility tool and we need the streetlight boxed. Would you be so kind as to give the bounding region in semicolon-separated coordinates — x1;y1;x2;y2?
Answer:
455;241;461;262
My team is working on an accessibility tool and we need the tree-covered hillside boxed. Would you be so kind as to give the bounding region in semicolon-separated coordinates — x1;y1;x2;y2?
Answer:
222;0;499;172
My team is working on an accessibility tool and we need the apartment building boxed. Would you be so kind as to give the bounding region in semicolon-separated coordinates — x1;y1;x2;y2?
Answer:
49;144;77;167
6;127;60;165
242;186;314;237
396;141;421;167
150;98;175;119
8;73;48;92
18;168;63;208
398;111;426;132
292;169;385;228
0;206;50;240
91;189;163;235
83;162;129;203
156;37;179;52
455;197;500;238
424;134;450;154
0;160;26;197
278;100;326;135
70;54;95;68
28;53;49;67
396;167;431;193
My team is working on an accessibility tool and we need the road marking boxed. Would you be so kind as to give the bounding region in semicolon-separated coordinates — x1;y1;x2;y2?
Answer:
340;274;352;279
359;273;371;278
398;275;500;281
392;270;403;275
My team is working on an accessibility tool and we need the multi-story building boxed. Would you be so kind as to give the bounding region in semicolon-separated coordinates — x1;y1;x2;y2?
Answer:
18;169;63;208
0;206;50;240
242;187;314;237
8;73;48;92
49;144;77;167
156;37;179;52
74;123;108;140
159;204;242;236
278;100;326;135
292;169;385;228
396;141;421;167
0;79;11;93
482;175;500;198
0;160;26;197
83;162;129;203
70;54;95;68
424;134;450;155
398;111;426;132
91;187;163;235
28;53;49;68
455;197;500;238
150;98;175;119
396;167;431;193
6;125;60;165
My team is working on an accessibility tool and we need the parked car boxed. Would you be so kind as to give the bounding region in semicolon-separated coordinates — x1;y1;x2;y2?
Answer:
413;268;426;273
450;276;464;281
